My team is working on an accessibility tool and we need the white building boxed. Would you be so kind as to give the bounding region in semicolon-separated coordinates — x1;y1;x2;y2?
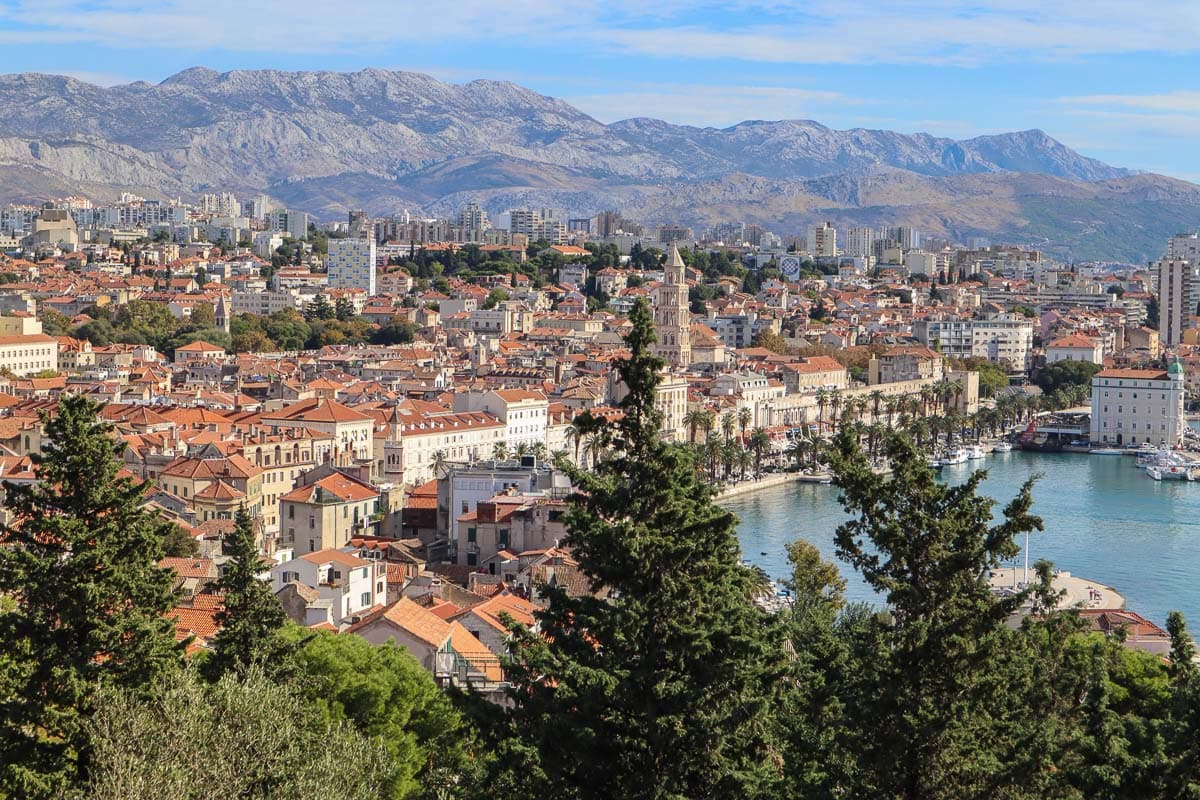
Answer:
844;227;875;259
327;237;378;295
453;390;549;453
1156;257;1197;347
806;222;837;257
1045;334;1104;365
914;316;1035;372
1090;364;1185;448
273;548;385;627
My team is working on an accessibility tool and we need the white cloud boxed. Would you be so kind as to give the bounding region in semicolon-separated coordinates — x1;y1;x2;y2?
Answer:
1058;91;1200;113
0;0;1197;65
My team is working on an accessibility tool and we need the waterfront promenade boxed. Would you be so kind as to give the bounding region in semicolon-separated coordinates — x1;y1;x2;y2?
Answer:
987;567;1125;611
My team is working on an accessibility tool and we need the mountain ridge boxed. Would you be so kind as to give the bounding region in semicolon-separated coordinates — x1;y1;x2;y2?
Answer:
0;67;1192;262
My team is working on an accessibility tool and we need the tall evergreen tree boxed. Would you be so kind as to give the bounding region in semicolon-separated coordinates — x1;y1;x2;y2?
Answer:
499;297;783;798
825;427;1047;799
205;505;295;681
0;394;181;798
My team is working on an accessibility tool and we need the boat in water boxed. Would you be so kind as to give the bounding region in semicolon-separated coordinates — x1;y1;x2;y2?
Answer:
941;448;969;466
1147;464;1195;481
992;441;1013;453
927;457;944;471
1090;448;1124;456
967;445;986;460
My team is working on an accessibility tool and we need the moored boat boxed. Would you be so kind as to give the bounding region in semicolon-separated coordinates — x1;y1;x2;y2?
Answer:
1090;448;1124;456
967;445;985;460
992;441;1013;453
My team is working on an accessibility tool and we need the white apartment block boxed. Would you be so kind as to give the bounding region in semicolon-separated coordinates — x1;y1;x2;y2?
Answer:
0;334;58;376
1090;365;1185;448
232;289;299;317
327;237;377;295
806;222;837;257
453;390;549;452
914;316;1034;372
1157;257;1197;347
383;410;506;486
844;227;875;258
272;548;385;627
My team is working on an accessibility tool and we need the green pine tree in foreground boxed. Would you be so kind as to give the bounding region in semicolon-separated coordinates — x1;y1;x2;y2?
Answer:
205;504;296;682
496;297;784;798
0;394;181;798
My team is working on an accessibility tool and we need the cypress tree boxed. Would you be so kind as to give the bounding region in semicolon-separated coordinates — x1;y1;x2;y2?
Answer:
499;297;783;799
205;505;295;681
0;394;181;798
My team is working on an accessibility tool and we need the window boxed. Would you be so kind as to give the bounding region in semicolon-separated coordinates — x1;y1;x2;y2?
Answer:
499;528;510;547
360;592;370;607
288;505;294;519
467;527;477;543
467;552;477;566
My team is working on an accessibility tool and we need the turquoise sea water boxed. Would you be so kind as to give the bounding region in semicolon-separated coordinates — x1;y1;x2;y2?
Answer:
724;449;1200;627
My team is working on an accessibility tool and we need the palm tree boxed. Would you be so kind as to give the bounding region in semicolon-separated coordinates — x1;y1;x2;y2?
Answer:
531;442;548;462
721;412;736;445
869;389;885;424
788;437;806;471
698;409;716;445
736;448;753;481
565;422;584;465
884;396;898;431
748;427;771;475
815;389;829;433
683;408;705;445
829;391;844;432
583;432;607;469
515;441;530;459
737;407;752;446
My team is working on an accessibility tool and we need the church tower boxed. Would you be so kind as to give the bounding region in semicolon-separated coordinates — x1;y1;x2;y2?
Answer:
653;243;692;368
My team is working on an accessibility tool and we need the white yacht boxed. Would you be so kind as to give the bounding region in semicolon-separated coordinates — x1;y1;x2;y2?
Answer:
992;441;1013;453
941;448;969;466
967;445;986;460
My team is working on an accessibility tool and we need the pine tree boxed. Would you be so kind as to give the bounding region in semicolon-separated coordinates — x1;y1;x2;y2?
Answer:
825;427;1047;799
0;394;182;798
499;297;783;799
205;505;295;681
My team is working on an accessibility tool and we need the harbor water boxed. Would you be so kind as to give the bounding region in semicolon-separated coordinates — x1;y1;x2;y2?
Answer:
725;449;1200;626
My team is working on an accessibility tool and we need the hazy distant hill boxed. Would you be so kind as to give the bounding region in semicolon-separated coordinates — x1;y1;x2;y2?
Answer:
0;67;1192;261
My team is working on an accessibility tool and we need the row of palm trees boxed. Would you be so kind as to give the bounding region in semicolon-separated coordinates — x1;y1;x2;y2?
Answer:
789;383;1091;469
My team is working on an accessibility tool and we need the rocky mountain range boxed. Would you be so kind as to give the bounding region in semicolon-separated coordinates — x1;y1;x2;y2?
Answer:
0;67;1195;262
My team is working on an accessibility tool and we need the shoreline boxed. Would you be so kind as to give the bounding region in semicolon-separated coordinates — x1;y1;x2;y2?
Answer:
716;472;803;500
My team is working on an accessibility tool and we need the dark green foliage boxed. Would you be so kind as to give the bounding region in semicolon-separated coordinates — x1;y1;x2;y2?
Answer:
1036;359;1104;395
205;506;295;682
0;395;182;797
825;428;1047;798
286;629;475;799
497;297;784;798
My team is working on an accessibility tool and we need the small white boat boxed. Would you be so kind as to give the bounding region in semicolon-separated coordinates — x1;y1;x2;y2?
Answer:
1149;464;1192;481
941;448;969;465
927;457;944;471
967;445;986;460
1090;448;1124;456
992;441;1013;453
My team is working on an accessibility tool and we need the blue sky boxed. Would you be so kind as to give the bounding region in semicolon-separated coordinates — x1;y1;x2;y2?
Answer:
1;0;1199;179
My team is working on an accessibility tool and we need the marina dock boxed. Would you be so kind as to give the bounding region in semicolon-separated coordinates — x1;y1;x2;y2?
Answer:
988;567;1124;611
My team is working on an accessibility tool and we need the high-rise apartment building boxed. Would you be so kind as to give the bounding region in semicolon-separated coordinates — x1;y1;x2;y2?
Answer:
844;227;875;258
806;222;837;257
1156;257;1198;347
267;209;309;240
456;202;491;242
327;237;377;295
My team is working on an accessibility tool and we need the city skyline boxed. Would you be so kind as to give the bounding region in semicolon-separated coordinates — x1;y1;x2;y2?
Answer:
0;1;1198;180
